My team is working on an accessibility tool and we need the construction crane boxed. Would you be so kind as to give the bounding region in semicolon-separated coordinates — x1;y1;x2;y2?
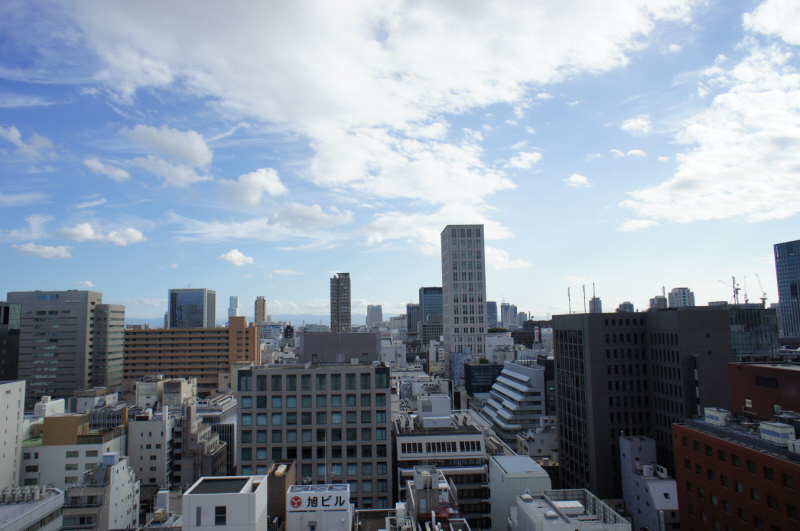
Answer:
756;274;768;306
743;276;749;304
719;276;740;305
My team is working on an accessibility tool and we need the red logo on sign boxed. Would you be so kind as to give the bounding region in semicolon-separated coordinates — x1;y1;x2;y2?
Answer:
290;496;302;509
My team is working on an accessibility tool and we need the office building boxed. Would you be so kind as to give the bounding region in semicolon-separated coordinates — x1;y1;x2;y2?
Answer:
588;297;602;313
254;296;267;324
674;409;800;531
8;290;124;406
330;273;351;333
419;287;443;324
196;394;238;476
172;403;228;486
617;301;634;313
500;303;515;329
123;316;260;392
508;490;630;531
297;331;380;364
490;455;552;531
487;301;497;328
0;486;63;531
0;303;20;380
464;360;503;398
0;381;24;488
728;362;800;419
619;436;679;531
168;288;216;329
775;239;800;338
420;316;443;346
441;225;487;355
366;305;383;328
650;295;667;309
667;287;695;307
128;407;177;488
481;360;547;445
236;362;392;509
406;303;420;336
553;306;780;499
62;453;140;531
227;296;239;320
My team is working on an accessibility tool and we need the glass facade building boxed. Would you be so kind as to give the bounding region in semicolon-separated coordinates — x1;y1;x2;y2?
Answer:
168;288;216;329
774;239;800;338
0;302;21;380
418;287;443;323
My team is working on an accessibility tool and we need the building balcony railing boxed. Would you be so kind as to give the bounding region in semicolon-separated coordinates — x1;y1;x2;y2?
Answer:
61;524;98;531
64;501;103;509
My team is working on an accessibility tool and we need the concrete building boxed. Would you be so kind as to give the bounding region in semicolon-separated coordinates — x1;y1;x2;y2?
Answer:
516;419;558;465
7;290;125;406
0;303;20;380
404;466;469;531
0;381;24;488
236;362;392;509
0;487;63;531
129;407;177;488
123;316;260;392
775;239;800;339
442;225;487;355
132;376;197;409
254;296;267;325
481;360;547;446
554;307;781;499
489;455;552;531
420;316;443;347
667;287;695;308
367;305;383;328
196;394;238;476
286;484;353;531
649;295;667;309
406;303;420;338
588;296;602;314
463;361;503;400
619;436;679;531
674;408;800;531
297;331;380;364
172;403;227;487
168;288;215;329
508;490;630;531
182;476;268;531
63;453;140;531
617;301;635;313
728;361;800;419
392;394;490;529
330;273;351;333
227;296;239;321
21;413;127;490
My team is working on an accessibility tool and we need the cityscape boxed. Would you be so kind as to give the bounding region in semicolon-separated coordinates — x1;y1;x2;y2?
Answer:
2;2;800;531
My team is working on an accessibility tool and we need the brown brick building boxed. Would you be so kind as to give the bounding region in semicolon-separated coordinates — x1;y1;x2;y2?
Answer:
728;362;800;420
674;417;800;531
124;316;259;392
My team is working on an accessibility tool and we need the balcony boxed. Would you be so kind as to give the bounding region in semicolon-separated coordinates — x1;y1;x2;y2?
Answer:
64;501;103;509
61;524;98;531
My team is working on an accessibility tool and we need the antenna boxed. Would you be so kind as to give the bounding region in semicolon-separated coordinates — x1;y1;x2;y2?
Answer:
743;276;749;304
593;282;596;299
582;285;586;314
568;288;572;314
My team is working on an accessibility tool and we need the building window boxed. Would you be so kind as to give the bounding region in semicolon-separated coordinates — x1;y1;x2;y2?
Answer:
242;414;252;426
215;506;226;526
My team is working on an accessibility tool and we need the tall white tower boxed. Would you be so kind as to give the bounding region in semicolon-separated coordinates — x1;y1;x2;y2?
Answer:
228;296;240;320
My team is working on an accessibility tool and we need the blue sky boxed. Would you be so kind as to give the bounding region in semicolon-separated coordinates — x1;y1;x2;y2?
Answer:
1;0;799;322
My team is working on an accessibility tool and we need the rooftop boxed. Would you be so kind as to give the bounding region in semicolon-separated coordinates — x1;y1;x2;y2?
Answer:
493;455;548;475
682;417;800;464
186;477;249;495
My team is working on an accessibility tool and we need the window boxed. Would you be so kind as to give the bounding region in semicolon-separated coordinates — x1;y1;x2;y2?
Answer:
768;495;778;511
215;506;226;526
363;480;373;493
86;450;98;457
287;430;297;443
242;430;252;443
317;395;327;407
256;375;267;392
347;411;357;424
377;462;388;475
287;375;297;391
361;394;371;407
257;448;267;460
242;448;252;461
718;449;726;462
347;463;357;475
332;412;342;424
257;430;267;443
332;463;343;476
788;504;799;521
287;396;297;408
301;374;311;390
271;396;282;408
362;428;372;441
361;411;371;423
258;413;268;425
376;411;386;423
751;488;760;502
346;374;356;390
302;430;312;442
764;467;774;481
732;455;740;467
784;474;794;489
271;375;282;391
720;475;728;487
317;412;327;424
747;460;756;474
376;394;386;406
242;414;252;426
331;374;341;390
346;394;356;407
376;427;386;440
361;373;371;389
287;412;297;425
735;481;743;494
378;479;387;492
302;412;312;425
242;396;252;408
331;395;342;407
272;431;282;443
302;395;312;408
66;451;79;458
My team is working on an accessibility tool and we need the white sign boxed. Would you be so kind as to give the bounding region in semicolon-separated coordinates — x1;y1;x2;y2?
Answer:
287;492;349;512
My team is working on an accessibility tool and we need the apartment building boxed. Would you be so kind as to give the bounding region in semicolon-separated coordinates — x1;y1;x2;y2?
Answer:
0;380;25;488
124;316;259;392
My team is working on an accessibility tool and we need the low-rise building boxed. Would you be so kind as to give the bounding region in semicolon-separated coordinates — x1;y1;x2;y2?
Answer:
509;490;630;531
489;455;551;531
0;487;63;531
0;381;25;488
619;435;679;531
128;407;177;488
286;484;353;531
182;476;268;531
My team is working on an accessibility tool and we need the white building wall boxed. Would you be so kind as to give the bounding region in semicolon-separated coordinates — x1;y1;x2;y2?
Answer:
20;436;126;490
0;381;25;488
490;456;551;531
183;476;268;531
128;415;175;488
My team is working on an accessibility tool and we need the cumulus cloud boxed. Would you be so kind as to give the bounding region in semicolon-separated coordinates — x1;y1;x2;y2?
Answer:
505;151;542;169
485;246;532;269
219;168;288;207
74;280;94;288
668;44;682;52
744;0;800;45
121;124;212;166
535;92;554;99
610;149;626;158
13;242;72;258
620;114;651;133
620;43;800;224
563;174;591;187
617;219;659;232
132;156;213;188
626;149;647;157
0;192;46;207
0;214;50;242
0;125;54;159
57;223;146;246
83;158;130;182
585;153;601;161
217;249;254;266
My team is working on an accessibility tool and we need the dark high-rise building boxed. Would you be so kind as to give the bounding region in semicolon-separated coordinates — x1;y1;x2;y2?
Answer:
330;273;351;333
418;287;443;323
254;296;267;324
487;301;497;328
0;302;21;380
554;306;780;499
775;239;800;338
168;288;216;329
406;303;420;336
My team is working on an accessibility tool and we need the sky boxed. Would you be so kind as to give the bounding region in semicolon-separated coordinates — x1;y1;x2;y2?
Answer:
1;0;799;323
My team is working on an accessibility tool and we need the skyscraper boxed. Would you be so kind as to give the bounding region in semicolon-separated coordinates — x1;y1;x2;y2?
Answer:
228;295;240;320
406;303;420;336
366;304;383;328
418;287;443;323
487;301;497;328
255;296;267;324
775;239;800;338
441;225;487;355
588;296;602;313
667;287;695;307
330;273;351;332
0;302;21;380
168;288;216;329
8;290;125;405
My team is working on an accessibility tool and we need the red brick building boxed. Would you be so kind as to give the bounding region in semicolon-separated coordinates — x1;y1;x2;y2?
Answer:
728;362;800;419
674;417;800;531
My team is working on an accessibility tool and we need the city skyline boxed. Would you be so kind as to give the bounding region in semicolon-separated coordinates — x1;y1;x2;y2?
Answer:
1;1;799;320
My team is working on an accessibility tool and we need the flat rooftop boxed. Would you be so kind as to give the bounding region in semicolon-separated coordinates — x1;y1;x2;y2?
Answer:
493;455;547;475
187;477;248;494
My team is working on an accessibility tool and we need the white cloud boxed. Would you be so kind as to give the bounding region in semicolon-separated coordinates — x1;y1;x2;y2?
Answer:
132;156;213;188
610;149;626;158
0;93;55;108
657;156;670;162
273;269;303;276
57;223;146;246
0;125;54;159
617;219;659;232
563;174;591;187
217;249;254;266
567;101;581;106
510;140;528;150
505;151;542;169
525;126;536;134
169;263;178;268
0;192;46;207
585;153;601;161
76;197;107;209
268;203;353;233
219;168;288;207
0;214;50;242
535;92;554;100
744;0;800;45
13;242;72;258
74;280;94;288
669;44;682;52
620;114;651;134
121;124;212;166
626;149;647;157
83;158;130;182
621;44;800;224
485;246;532;269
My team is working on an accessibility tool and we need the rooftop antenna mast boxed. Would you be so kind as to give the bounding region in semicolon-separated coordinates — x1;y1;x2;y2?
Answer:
743;276;750;304
568;288;572;314
582;285;586;313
